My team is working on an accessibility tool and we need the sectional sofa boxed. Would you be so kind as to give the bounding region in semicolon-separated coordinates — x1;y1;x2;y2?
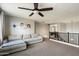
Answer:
0;34;43;55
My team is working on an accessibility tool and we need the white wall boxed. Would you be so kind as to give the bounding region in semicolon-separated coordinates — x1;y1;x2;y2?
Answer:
59;23;66;32
36;22;67;38
0;12;3;42
5;15;50;38
66;21;79;33
5;15;35;35
0;11;5;43
5;15;79;39
36;22;49;38
50;23;66;32
49;22;79;33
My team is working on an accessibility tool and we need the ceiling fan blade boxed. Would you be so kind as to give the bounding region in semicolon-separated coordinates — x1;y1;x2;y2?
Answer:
34;3;38;9
29;12;34;16
38;12;44;17
39;7;53;11
18;7;33;11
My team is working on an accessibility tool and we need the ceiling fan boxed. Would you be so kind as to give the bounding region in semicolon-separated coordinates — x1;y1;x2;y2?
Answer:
18;3;53;17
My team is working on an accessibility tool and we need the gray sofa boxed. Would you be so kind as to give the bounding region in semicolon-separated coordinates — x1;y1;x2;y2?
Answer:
23;36;43;45
0;40;27;55
8;34;43;45
0;34;43;55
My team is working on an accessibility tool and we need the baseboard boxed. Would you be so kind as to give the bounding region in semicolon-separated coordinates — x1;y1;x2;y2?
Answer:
50;39;79;48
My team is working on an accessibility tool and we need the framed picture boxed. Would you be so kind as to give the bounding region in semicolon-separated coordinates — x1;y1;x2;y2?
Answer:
13;24;16;28
27;24;31;28
20;23;24;27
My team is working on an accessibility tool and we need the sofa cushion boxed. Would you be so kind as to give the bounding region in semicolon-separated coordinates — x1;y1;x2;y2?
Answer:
23;36;42;42
31;34;39;38
1;40;25;48
23;34;31;39
23;36;43;45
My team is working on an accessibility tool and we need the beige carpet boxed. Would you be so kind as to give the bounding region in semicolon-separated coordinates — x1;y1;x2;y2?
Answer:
8;39;79;56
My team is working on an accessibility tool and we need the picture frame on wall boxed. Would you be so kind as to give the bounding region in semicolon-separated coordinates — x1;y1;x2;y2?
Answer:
20;23;24;27
27;24;31;28
13;24;16;28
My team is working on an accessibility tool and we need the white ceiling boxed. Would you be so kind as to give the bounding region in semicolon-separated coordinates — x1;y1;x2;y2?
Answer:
1;3;79;24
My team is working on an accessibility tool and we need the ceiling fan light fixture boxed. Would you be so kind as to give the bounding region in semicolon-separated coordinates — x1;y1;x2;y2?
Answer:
33;10;38;13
